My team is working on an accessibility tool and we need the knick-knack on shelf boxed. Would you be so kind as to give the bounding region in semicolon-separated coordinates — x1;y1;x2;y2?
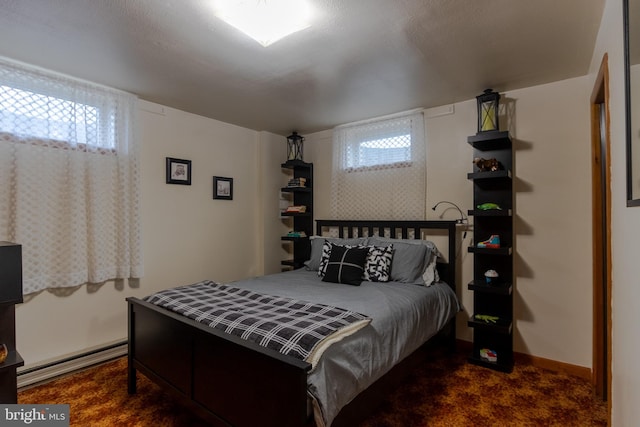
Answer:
473;157;502;172
0;343;7;364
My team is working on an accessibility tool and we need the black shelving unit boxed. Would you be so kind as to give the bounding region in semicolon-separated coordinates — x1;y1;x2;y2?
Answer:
0;242;24;403
281;161;313;270
466;130;514;373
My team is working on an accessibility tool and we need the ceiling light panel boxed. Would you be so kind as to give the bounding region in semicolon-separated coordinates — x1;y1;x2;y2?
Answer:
214;0;313;47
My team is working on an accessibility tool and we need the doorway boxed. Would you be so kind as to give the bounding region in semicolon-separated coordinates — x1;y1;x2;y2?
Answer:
590;54;612;416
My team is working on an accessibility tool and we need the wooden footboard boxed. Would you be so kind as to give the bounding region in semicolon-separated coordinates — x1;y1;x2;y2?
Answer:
127;297;311;427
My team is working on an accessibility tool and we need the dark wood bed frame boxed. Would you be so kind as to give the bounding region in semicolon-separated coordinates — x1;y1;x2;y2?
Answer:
127;219;458;427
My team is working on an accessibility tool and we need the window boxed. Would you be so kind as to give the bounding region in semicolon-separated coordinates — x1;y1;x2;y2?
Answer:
346;134;411;170
0;57;141;295
0;85;108;149
338;115;419;172
331;111;426;220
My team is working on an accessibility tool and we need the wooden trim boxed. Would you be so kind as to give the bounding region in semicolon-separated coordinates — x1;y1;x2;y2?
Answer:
457;339;590;380
589;53;612;422
590;54;605;396
514;353;591;380
590;53;613;424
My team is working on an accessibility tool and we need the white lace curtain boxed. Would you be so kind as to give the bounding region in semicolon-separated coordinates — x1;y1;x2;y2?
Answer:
0;57;142;295
331;111;426;220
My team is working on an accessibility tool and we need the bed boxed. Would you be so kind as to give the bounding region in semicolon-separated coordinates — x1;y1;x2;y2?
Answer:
127;219;460;427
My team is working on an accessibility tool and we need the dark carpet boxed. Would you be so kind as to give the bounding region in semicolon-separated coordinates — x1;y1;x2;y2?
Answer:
19;351;607;426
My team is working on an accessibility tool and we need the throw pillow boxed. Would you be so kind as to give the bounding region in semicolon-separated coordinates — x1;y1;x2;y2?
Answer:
322;244;369;286
305;236;368;271
318;240;365;277
317;240;334;277
363;244;394;282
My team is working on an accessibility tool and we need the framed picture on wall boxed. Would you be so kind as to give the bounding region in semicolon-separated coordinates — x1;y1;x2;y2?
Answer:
166;157;192;185
213;176;233;200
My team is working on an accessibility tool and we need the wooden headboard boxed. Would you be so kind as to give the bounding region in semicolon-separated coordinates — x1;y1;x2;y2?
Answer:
315;219;458;293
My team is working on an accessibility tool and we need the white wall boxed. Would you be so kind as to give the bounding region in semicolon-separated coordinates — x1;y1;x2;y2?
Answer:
422;103;479;342
507;79;592;366
590;0;640;425
305;76;593;368
16;100;263;368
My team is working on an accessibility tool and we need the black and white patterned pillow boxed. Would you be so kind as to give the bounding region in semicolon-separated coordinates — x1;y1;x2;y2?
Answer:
319;240;358;277
318;240;334;277
363;244;394;282
321;244;369;286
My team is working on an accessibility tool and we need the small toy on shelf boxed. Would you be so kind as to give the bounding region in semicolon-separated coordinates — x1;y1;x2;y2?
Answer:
475;314;500;323
477;202;502;210
473;157;502;172
484;269;499;284
480;348;498;363
0;343;7;364
477;235;500;248
286;177;307;188
284;205;307;213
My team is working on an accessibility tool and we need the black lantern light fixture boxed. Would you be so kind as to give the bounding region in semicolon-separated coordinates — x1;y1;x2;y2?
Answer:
286;131;304;164
476;89;500;133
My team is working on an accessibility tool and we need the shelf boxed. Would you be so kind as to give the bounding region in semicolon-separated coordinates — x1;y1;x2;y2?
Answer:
468;315;512;334
0;350;24;371
280;161;313;270
468;246;512;255
468;127;514;373
467;131;511;150
467;170;512;180
281;211;312;217
281;160;312;169
281;236;309;241
468;280;512;295
468;209;512;217
281;187;312;193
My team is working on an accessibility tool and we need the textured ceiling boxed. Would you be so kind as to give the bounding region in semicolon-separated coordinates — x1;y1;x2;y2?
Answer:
0;0;604;135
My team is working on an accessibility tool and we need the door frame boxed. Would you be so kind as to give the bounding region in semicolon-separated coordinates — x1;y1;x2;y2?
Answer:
590;53;612;419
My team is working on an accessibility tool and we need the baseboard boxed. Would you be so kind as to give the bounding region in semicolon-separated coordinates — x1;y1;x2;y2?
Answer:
456;339;591;380
17;341;127;389
514;352;591;380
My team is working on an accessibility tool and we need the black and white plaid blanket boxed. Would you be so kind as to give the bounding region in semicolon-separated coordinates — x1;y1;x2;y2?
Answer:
144;280;371;366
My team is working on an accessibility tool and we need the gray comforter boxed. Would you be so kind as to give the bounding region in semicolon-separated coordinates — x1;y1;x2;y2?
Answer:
227;268;460;427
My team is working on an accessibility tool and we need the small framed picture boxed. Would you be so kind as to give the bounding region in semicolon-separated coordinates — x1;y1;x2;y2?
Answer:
213;176;233;200
166;157;192;185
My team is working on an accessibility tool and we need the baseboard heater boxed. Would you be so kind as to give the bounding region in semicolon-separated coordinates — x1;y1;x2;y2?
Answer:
17;340;127;389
